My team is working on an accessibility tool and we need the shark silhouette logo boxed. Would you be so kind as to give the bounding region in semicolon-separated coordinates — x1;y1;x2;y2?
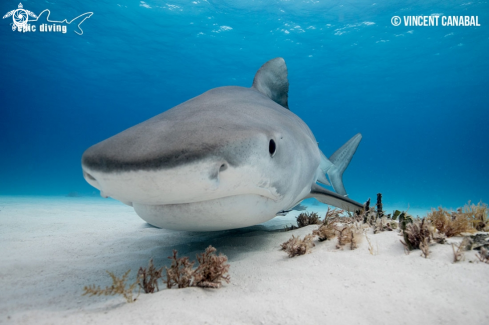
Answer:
2;3;93;35
3;3;37;31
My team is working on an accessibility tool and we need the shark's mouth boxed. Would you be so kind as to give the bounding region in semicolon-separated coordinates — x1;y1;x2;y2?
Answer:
132;194;284;231
119;192;280;207
83;160;287;231
83;164;281;208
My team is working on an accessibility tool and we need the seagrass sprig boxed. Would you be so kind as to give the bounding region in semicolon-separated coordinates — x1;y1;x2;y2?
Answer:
83;270;139;303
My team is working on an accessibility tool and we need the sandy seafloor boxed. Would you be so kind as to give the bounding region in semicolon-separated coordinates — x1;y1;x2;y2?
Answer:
1;196;488;325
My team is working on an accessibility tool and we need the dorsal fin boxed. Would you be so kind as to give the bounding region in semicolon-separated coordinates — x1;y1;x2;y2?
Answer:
252;57;289;109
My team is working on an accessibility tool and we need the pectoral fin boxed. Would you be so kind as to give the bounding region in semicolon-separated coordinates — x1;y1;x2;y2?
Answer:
307;183;363;212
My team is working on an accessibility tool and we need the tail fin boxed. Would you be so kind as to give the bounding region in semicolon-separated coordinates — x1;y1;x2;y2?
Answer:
324;133;362;197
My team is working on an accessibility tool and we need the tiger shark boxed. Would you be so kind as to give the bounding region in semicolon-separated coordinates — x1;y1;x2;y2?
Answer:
81;58;364;231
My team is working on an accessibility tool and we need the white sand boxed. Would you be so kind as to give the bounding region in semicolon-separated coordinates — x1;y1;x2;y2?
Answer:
1;196;488;324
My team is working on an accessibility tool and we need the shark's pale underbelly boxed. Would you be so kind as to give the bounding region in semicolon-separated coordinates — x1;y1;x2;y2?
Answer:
133;194;284;231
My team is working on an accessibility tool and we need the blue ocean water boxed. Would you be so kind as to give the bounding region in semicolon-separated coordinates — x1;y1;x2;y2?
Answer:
0;0;487;211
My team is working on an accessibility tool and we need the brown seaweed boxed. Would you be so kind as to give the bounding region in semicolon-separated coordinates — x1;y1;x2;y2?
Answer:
164;246;230;289
373;217;398;234
336;222;365;250
475;247;489;264
400;218;446;254
312;208;342;241
281;234;315;257
296;212;321;228
164;251;195;289
83;270;139;303
137;258;164;293
313;221;338;242
451;238;470;263
427;207;476;237
462;201;489;232
365;232;378;255
193;246;231;288
84;246;230;303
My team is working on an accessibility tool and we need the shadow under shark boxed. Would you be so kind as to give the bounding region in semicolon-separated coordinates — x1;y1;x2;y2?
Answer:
82;58;364;231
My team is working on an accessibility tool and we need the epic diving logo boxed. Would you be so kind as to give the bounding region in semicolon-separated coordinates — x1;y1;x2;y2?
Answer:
3;3;36;31
3;3;93;35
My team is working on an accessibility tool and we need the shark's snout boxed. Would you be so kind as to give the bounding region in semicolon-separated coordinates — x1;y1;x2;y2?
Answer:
80;99;279;204
80;84;293;226
80;131;275;206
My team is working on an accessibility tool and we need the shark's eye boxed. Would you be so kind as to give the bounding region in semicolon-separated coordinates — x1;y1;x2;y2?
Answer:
269;139;276;157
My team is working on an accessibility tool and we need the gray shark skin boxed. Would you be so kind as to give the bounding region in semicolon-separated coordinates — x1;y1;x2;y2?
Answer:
81;58;364;231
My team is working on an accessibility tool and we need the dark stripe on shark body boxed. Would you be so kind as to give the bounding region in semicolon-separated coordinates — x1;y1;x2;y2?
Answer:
82;146;222;172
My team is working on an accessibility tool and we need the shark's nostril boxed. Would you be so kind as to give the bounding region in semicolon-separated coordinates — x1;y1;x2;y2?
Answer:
209;163;227;181
84;171;96;181
219;163;227;172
